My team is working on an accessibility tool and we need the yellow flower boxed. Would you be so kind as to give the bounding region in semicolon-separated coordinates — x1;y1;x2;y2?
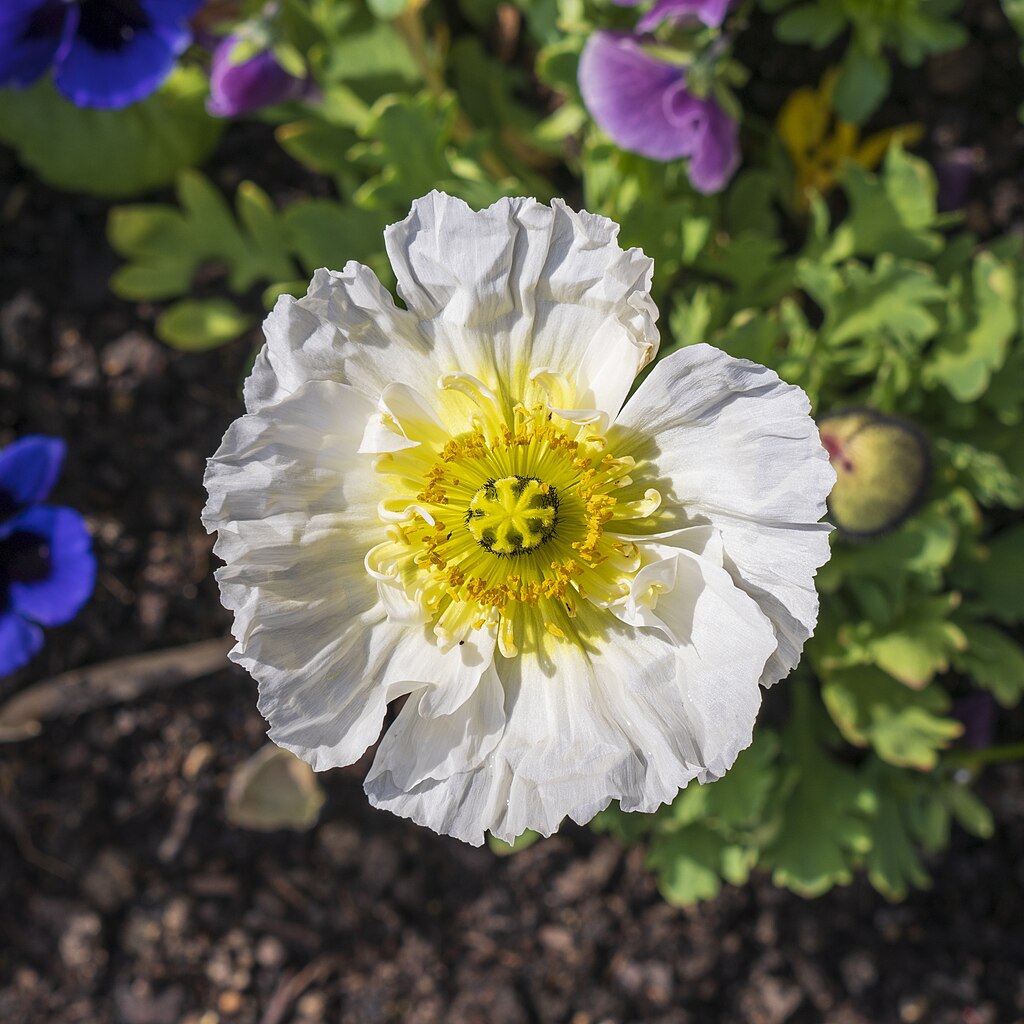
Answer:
777;69;923;209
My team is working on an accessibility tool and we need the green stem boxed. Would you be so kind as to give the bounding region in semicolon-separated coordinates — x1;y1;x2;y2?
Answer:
392;4;513;182
393;5;447;99
946;742;1024;769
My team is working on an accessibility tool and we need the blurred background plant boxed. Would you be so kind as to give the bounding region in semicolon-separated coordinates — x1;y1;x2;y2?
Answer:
1;0;1022;913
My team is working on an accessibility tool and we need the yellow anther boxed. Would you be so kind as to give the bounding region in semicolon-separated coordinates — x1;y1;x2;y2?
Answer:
369;390;663;649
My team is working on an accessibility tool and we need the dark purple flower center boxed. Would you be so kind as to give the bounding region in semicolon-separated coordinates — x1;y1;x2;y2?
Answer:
77;0;151;52
24;0;70;41
0;488;18;523
0;530;52;610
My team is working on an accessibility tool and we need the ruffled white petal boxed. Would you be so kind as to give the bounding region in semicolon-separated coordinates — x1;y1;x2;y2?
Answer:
203;378;498;771
263;624;499;772
366;664;505;791
384;191;659;420
365;553;777;845
203;379;383;561
244;263;435;413
611;343;835;687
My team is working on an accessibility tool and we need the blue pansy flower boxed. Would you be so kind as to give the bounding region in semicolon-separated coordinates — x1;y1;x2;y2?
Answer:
0;0;203;110
0;436;96;676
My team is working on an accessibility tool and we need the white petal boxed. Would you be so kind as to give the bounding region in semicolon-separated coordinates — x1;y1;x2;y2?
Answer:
365;573;776;845
384;191;659;419
244;263;435;413
366;664;505;791
267;622;498;770
612;343;835;686
376;578;429;625
205;374;500;771
203;379;382;559
203;378;391;768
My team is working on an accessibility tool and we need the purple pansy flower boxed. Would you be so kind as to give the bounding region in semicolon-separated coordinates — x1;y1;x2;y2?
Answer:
578;31;740;194
0;436;96;676
612;0;733;31
0;0;203;110
207;34;310;118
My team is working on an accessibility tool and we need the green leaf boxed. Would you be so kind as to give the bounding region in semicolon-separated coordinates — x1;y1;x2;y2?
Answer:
825;153;943;262
774;1;846;46
275;118;360;175
701;731;780;828
883;144;939;232
646;826;725;905
952;623;1024;706
0;69;221;198
668;286;727;350
926;250;1019;402
863;774;932;900
283;201;389;273
725;169;782;238
895;10;968;64
534;102;588;144
458;0;502;27
820;258;945;348
960;524;1024;623
350;93;457;209
487;829;543;856
591;803;657;843
108;172;298;301
763;687;872;897
710;311;784;367
698;232;792;301
156;299;254;351
943;782;994;839
366;0;410;18
832;42;891;124
861;598;967;688
939;437;1024;510
271;42;309;80
262;281;309;307
317;20;420;88
822;667;962;769
820;501;958;601
1003;0;1024;36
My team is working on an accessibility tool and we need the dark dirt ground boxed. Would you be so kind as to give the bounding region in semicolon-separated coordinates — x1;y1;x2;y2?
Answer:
2;0;1024;1021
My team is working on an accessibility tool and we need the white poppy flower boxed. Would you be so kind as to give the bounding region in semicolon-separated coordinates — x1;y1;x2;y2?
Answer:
203;192;835;846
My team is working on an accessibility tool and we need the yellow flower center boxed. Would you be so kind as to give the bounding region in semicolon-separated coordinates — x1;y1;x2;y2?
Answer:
364;373;663;657
466;476;558;555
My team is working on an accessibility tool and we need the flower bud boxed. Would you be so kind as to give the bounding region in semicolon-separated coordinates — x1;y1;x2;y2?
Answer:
819;408;930;538
207;34;309;118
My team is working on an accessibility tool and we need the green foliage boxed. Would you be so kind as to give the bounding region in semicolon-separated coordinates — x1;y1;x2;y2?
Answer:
15;0;1010;910
591;144;1022;905
762;727;871;896
156;300;256;352
0;69;222;198
952;624;1024;706
595;731;781;904
108;171;397;347
764;0;967;122
822;667;961;768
